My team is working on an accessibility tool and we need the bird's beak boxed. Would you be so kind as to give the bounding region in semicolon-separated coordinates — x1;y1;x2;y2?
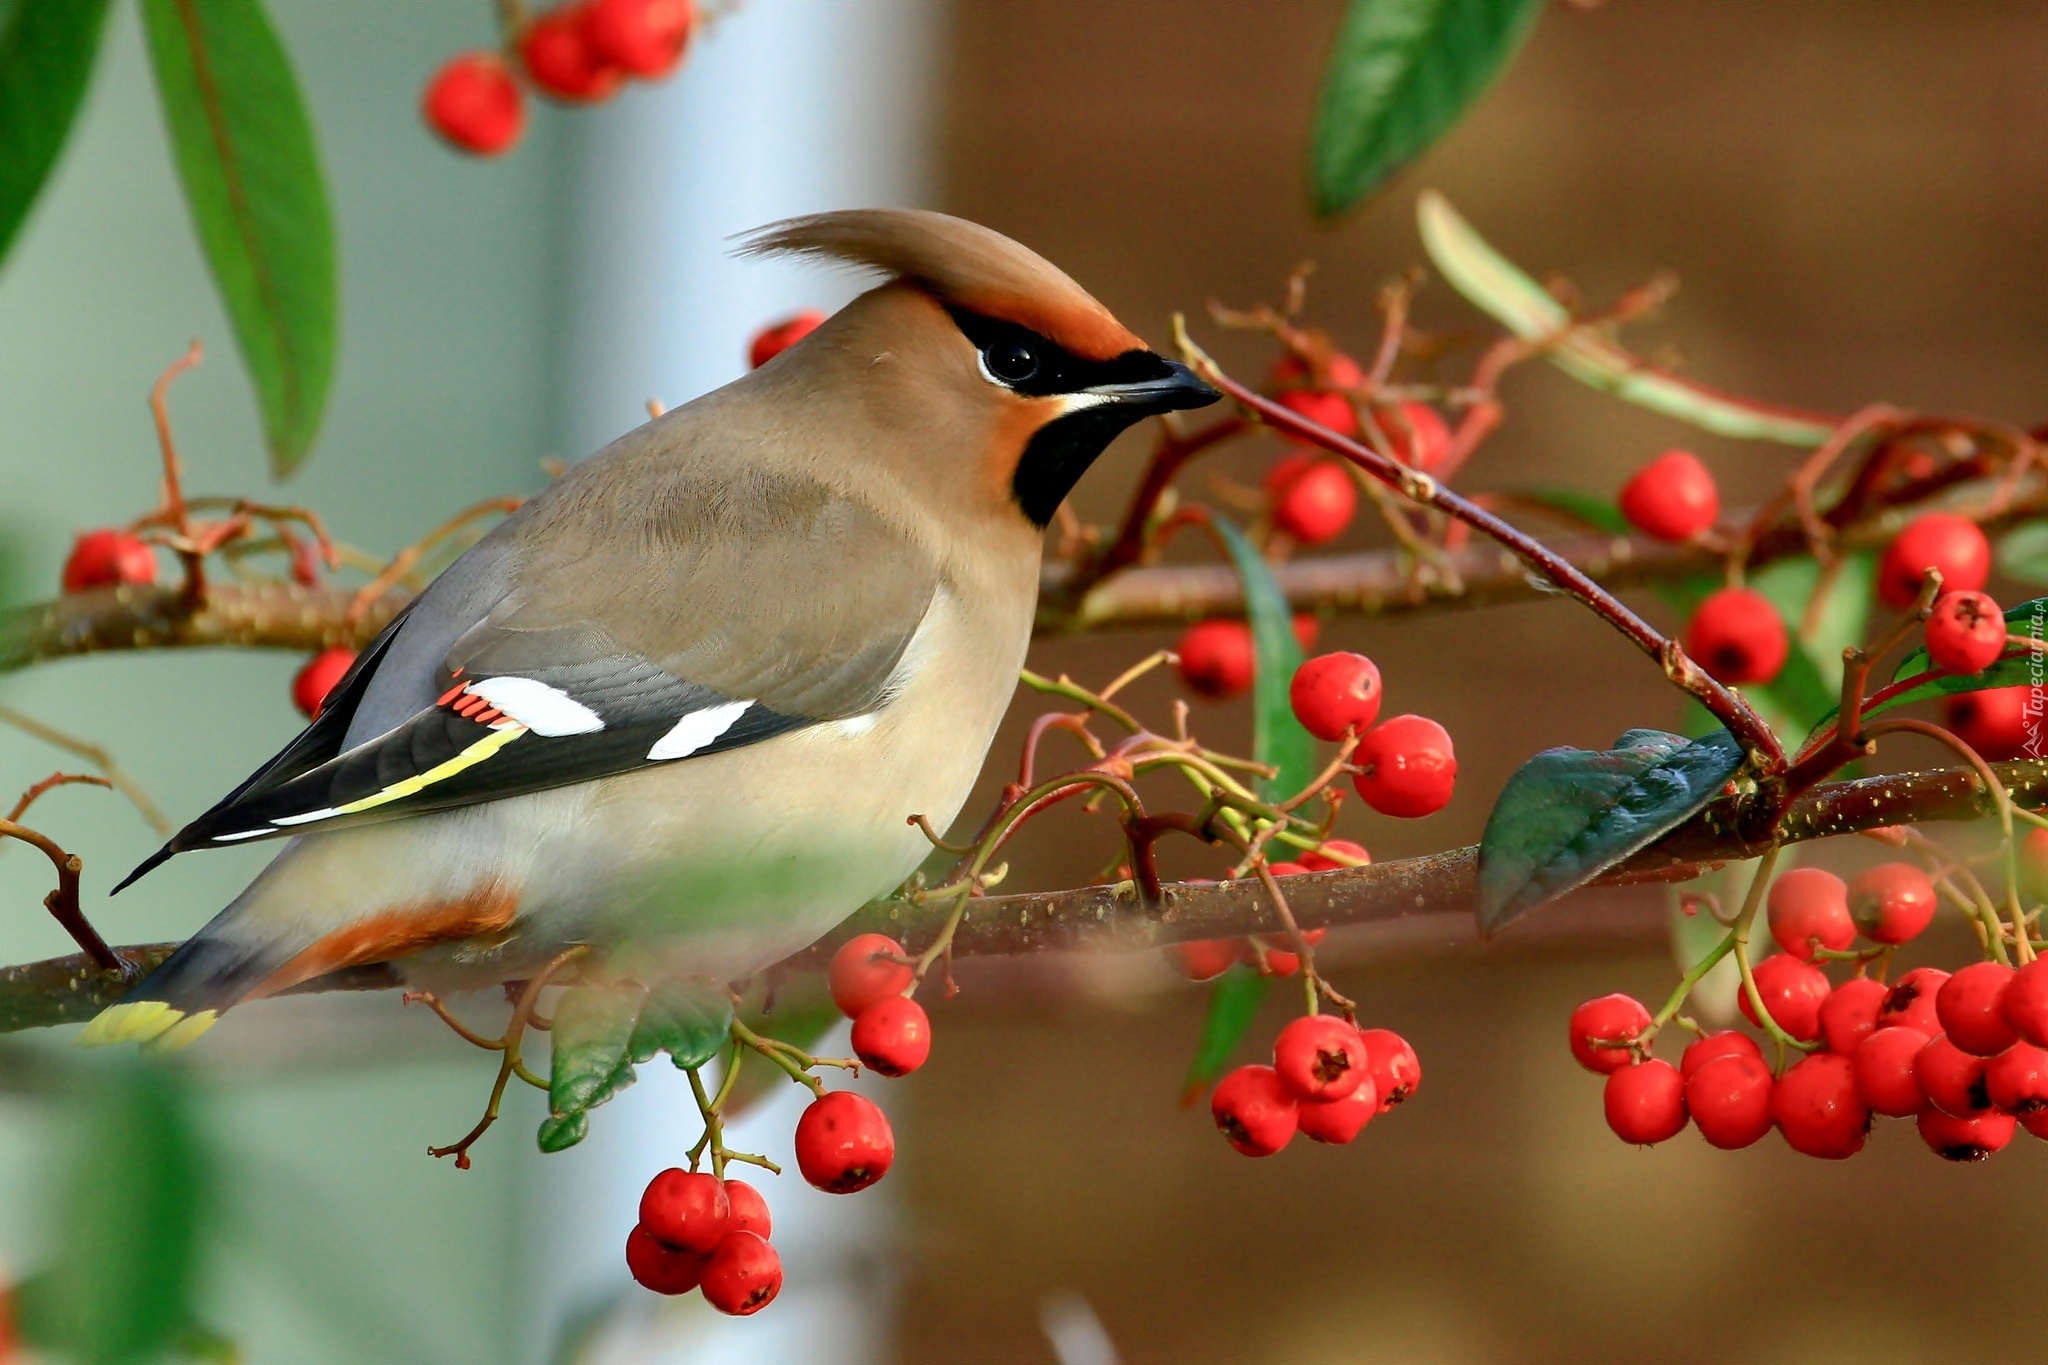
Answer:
1083;359;1221;415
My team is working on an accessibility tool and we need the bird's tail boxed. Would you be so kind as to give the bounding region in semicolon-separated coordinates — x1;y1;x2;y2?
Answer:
77;928;298;1052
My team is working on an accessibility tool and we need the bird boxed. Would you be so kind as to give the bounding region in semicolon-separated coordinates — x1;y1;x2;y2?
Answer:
81;208;1219;1051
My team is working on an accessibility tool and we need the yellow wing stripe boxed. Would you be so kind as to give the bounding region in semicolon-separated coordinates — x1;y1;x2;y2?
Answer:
78;1000;178;1046
328;725;528;819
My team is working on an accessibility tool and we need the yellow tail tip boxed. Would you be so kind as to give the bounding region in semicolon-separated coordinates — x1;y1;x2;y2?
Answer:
77;1000;180;1047
146;1010;219;1054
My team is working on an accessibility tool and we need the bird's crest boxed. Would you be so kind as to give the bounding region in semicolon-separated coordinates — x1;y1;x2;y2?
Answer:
737;208;1145;362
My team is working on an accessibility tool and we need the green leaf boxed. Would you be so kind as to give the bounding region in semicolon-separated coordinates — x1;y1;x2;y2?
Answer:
1178;965;1269;1105
17;1061;206;1363
547;981;647;1131
1477;727;1746;935
1998;523;2048;585
536;1110;590;1154
140;0;336;475
1310;0;1543;216
1417;191;1836;446
0;0;113;271
628;977;733;1070
1212;516;1314;802
1511;487;1632;537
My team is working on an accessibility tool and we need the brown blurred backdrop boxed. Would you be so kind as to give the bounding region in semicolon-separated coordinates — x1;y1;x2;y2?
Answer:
889;3;2048;1362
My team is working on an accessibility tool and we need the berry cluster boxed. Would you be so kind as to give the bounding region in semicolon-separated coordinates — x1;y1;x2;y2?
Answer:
1211;1015;1420;1155
626;933;922;1310
1263;351;1448;546
1574;858;2048;1163
423;0;696;157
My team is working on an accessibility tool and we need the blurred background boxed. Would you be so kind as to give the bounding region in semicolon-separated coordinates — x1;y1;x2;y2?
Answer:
3;1;2047;1361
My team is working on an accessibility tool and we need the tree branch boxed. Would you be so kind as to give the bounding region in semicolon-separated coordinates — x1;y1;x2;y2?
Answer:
6;757;2041;1036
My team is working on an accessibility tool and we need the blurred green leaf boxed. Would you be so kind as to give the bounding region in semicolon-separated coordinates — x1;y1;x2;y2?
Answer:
1418;191;1836;446
17;1061;206;1364
1478;727;1744;936
1212;516;1314;802
1511;487;1631;537
0;0;113;271
1998;521;2048;585
140;0;335;475
628;977;732;1070
1310;0;1543;216
1179;965;1268;1106
543;982;647;1150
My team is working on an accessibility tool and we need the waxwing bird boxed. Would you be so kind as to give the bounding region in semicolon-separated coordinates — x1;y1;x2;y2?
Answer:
82;208;1218;1050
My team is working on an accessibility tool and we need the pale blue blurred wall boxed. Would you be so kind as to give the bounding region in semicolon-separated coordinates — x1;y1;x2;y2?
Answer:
0;2;944;1361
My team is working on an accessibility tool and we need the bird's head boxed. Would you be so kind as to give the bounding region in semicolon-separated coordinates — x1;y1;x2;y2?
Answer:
737;209;1220;532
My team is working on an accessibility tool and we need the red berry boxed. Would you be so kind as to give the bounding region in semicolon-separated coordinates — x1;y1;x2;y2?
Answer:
1352;715;1456;818
2024;1109;2048;1141
1568;994;1651;1075
1848;863;1938;944
586;0;695;77
827;934;913;1019
1276;388;1356;437
1876;966;1950;1036
519;5;622;102
1766;867;1854;961
625;1224;703;1295
699;1230;781;1316
61;529;156;593
1272;1015;1369;1102
1686;1052;1775;1150
1294;1081;1379;1144
1770;1052;1870;1159
1270;461;1357;545
1377;401;1450;474
1924;590;2007;674
1604;1059;1688;1145
1916;1105;2015;1162
1945;686;2046;762
1292;614;1321;652
422;53;525;155
1819;977;1888;1056
1738;955;1829;1042
1878;512;1991;609
723;1179;771;1239
1270;350;1364;393
1936;961;2018;1057
1619;449;1719;542
1167;939;1241;982
851;996;931;1078
1985;1041;2048;1114
1680;1030;1763;1079
1297;838;1370;872
1684;587;1788;685
1176;620;1253;700
1916;1034;1993;1117
2002;957;2048;1046
1355;1028;1421;1110
794;1091;894;1193
1289;652;1383;742
638;1168;729;1254
1210;1063;1298;1156
292;647;357;720
1852;1025;1929;1118
748;310;824;369
1253;946;1299;977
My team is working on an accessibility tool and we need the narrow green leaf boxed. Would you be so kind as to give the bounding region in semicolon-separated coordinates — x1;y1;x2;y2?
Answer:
1417;191;1837;446
18;1062;205;1363
0;0;113;270
140;0;336;474
1179;965;1269;1105
547;981;646;1124
1310;0;1543;216
628;977;733;1070
1478;727;1745;935
1212;516;1314;802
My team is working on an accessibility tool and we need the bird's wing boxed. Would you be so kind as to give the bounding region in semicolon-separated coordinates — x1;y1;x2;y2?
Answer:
128;460;940;876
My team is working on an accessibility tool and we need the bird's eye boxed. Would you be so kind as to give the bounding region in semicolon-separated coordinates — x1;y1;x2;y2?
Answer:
984;340;1039;384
